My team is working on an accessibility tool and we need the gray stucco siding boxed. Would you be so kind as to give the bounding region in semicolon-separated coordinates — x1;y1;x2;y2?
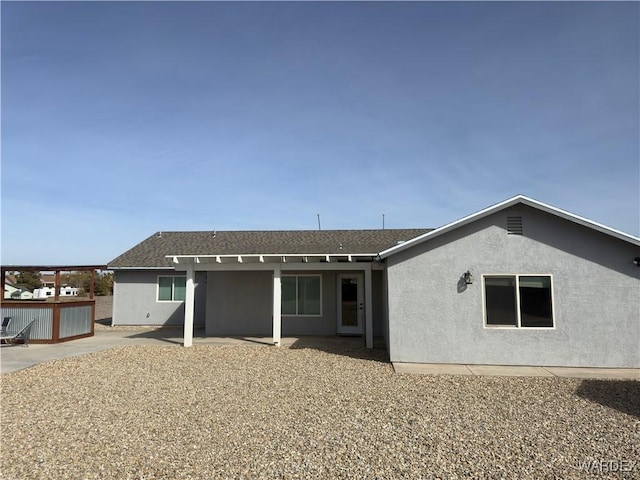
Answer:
205;269;383;337
205;270;339;336
372;270;385;337
206;271;273;335
112;270;206;326
386;205;640;368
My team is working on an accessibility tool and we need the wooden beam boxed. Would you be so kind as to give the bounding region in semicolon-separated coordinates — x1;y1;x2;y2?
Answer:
1;268;7;302
0;265;106;272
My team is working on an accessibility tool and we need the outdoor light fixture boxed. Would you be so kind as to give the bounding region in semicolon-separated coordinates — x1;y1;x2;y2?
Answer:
463;270;474;285
634;257;640;267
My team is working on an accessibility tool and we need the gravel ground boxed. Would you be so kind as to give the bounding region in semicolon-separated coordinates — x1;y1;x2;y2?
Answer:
1;345;638;479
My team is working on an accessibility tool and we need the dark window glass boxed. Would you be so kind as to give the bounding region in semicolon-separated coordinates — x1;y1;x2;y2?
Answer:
281;276;321;315
158;276;186;301
173;277;186;301
158;277;173;301
485;277;517;326
298;276;321;315
281;276;297;315
519;276;553;327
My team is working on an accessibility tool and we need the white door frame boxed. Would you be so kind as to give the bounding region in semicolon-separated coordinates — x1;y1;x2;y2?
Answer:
337;273;364;335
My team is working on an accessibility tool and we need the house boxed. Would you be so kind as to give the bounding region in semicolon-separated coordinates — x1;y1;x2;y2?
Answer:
40;274;56;287
3;282;34;300
108;195;640;368
108;228;430;348
33;286;79;299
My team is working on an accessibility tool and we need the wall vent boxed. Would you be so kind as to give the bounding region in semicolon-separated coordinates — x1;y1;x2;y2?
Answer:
506;216;523;235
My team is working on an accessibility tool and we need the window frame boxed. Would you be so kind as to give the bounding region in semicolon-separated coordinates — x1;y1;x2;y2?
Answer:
157;275;186;303
482;274;555;329
281;274;322;317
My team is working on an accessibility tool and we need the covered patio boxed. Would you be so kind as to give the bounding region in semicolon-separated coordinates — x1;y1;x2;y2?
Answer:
168;253;379;348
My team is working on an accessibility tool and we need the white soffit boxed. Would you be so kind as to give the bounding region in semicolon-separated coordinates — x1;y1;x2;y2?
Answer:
379;194;640;259
167;253;377;264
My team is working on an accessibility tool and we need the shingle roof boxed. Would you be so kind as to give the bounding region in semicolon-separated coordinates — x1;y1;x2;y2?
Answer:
108;229;431;268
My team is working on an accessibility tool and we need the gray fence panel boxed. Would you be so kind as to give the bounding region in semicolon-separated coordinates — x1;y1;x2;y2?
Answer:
59;305;92;338
1;307;53;340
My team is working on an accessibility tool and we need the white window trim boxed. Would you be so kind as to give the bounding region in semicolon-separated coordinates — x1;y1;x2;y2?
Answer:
281;274;323;317
482;274;555;330
157;275;186;303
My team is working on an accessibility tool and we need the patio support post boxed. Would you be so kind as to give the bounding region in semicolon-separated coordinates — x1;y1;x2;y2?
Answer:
54;270;61;301
272;265;282;346
89;270;95;300
364;263;373;349
183;265;195;347
1;268;6;299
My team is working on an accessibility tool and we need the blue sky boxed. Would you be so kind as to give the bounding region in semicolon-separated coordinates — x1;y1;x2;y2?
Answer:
2;1;638;265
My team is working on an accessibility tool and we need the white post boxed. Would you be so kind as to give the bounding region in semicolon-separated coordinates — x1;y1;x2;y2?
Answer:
364;264;373;349
183;265;195;347
273;265;282;346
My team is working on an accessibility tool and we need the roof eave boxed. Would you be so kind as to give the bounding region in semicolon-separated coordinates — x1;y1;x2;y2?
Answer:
380;194;640;259
108;266;175;270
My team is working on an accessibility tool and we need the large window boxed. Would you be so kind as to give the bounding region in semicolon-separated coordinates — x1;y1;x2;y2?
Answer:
484;275;554;328
158;276;186;302
282;275;321;316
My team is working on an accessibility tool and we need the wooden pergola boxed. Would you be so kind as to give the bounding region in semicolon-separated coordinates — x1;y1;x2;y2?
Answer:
1;265;106;343
2;265;106;300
